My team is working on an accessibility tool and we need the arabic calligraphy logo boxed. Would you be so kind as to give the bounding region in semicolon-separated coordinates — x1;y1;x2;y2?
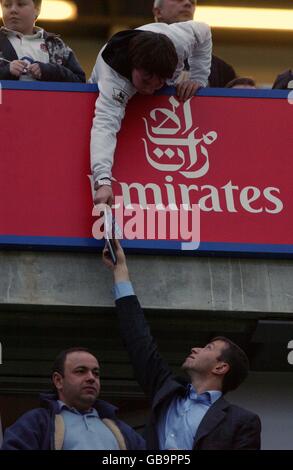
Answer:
142;96;218;179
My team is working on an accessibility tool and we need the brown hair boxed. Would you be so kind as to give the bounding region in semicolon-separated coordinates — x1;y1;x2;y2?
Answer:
51;347;96;377
128;31;177;80
211;336;249;394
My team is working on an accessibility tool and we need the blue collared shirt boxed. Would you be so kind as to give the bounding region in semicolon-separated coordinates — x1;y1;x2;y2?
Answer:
58;401;119;450
157;386;222;450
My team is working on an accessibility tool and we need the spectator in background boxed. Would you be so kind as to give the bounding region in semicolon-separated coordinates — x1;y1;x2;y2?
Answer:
226;77;256;89
90;20;212;206
103;240;262;450
0;0;85;82
272;70;293;89
152;0;236;87
1;347;145;450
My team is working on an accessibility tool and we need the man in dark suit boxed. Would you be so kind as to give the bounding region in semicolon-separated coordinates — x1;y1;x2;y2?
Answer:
103;241;261;450
152;0;236;87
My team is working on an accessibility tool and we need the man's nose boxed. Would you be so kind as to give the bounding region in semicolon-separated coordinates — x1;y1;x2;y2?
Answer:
86;371;96;381
191;347;201;354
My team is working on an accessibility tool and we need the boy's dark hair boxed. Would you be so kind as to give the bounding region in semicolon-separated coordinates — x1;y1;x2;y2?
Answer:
128;31;177;79
211;336;249;394
51;347;94;377
226;77;256;88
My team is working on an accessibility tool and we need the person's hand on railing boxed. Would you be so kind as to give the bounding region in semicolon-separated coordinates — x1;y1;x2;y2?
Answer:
176;79;200;102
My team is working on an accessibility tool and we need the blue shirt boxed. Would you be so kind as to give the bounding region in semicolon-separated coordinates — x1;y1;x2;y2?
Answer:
59;402;119;450
114;281;135;300
157;386;222;450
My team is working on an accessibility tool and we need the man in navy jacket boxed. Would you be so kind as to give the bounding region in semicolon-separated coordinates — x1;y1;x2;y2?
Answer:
103;241;261;450
1;347;145;450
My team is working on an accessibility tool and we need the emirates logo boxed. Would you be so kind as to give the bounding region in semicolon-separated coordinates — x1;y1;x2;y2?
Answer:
142;96;218;179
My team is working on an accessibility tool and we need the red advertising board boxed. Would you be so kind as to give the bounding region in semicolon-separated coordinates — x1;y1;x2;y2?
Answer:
0;82;292;255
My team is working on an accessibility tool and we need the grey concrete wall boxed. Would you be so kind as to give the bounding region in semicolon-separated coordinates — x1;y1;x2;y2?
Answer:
1;251;293;315
228;372;293;450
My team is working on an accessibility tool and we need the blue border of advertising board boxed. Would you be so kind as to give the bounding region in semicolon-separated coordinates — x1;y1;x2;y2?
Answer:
0;81;292;257
0;235;293;258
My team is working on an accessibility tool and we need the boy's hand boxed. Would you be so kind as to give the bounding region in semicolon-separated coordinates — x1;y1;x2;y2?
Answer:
103;239;130;283
9;60;27;77
29;63;42;80
94;186;114;207
176;80;200;102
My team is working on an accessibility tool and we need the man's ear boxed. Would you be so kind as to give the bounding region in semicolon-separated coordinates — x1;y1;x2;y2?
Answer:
213;362;230;377
153;7;161;22
52;372;64;391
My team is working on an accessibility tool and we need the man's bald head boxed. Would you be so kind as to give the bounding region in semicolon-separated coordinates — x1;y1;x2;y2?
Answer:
153;0;196;24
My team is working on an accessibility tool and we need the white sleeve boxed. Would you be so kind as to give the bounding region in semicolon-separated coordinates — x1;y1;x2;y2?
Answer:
90;55;136;184
187;22;212;87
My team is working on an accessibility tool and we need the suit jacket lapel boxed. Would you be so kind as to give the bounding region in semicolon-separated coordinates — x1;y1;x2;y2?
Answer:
194;397;229;446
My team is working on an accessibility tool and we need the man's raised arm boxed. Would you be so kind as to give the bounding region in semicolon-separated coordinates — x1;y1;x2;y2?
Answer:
103;241;173;402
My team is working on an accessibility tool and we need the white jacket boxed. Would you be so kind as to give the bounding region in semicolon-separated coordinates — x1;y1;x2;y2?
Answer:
90;21;212;184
